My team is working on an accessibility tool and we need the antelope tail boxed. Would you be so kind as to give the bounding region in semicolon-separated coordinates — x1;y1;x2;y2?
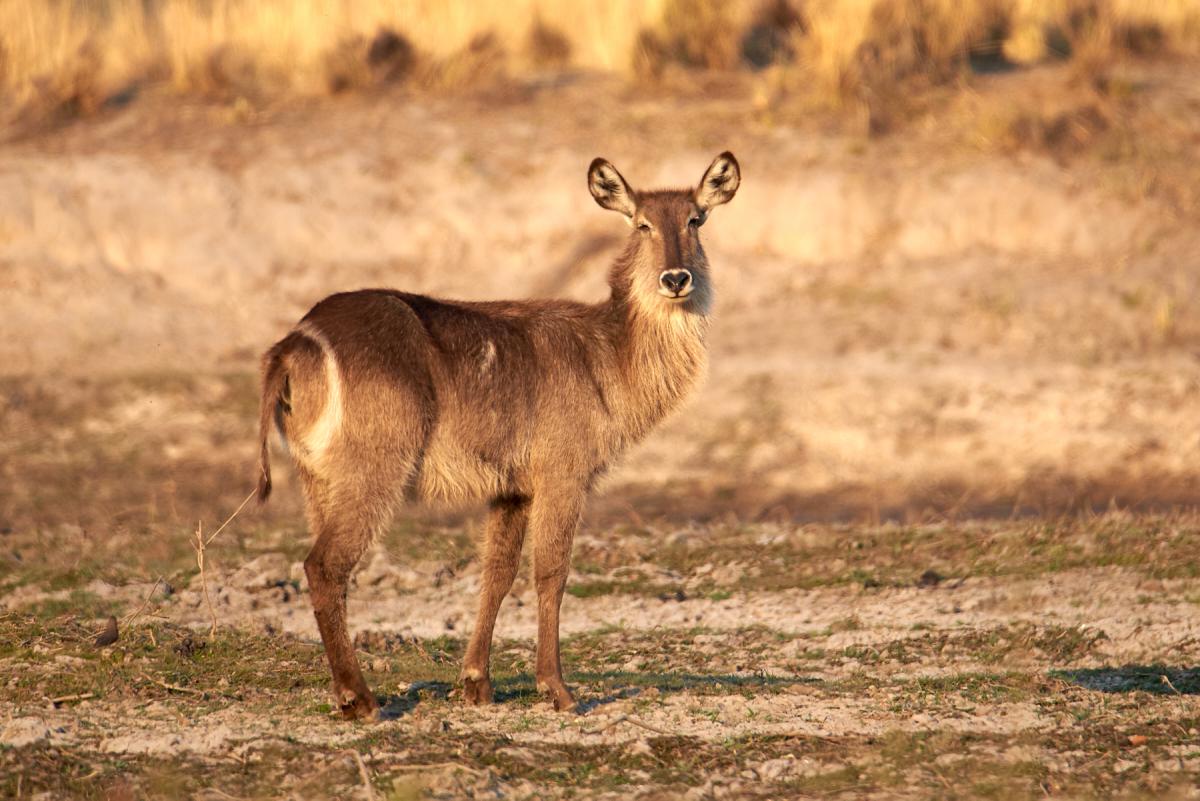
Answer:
257;335;296;503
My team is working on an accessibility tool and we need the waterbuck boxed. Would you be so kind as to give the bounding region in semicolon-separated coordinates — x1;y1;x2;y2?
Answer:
256;152;740;719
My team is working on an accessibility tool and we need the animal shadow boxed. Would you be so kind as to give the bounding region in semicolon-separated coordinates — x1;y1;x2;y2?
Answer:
568;670;817;715
376;670;816;719
1056;665;1200;695
377;680;452;720
376;677;565;719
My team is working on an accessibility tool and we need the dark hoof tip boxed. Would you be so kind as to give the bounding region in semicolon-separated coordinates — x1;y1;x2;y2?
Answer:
338;690;381;722
462;676;494;706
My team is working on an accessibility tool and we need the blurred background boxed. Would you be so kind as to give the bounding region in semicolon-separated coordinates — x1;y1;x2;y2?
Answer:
2;0;1200;573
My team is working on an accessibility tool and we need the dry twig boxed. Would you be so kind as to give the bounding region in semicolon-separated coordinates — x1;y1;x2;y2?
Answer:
344;750;376;801
49;692;95;706
193;521;218;637
203;789;249;801
140;673;204;696
583;713;674;737
192;489;257;636
122;576;164;628
206;489;258;548
388;762;490;775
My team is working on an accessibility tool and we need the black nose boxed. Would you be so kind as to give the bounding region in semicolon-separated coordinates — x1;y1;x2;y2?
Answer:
660;270;692;295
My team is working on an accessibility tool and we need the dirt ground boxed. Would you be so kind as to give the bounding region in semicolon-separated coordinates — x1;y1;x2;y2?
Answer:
3;60;1200;799
5;517;1200;799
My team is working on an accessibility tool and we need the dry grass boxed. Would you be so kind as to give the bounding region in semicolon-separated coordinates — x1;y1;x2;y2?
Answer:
0;0;675;105
779;0;1200;114
2;0;1199;115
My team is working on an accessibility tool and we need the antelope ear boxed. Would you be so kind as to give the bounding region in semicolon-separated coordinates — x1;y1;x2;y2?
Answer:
588;158;637;218
695;151;740;211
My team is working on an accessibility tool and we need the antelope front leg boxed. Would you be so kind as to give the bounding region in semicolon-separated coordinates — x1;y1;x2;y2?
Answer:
461;496;529;705
530;489;583;712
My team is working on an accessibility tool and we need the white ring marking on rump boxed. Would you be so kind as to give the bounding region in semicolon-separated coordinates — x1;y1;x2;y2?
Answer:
295;321;344;462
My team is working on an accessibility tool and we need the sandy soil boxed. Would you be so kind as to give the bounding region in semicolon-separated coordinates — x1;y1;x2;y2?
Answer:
4;522;1200;798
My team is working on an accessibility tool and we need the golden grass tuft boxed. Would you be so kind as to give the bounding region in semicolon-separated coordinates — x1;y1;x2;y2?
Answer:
659;0;746;70
324;28;417;94
422;31;509;91
526;17;572;69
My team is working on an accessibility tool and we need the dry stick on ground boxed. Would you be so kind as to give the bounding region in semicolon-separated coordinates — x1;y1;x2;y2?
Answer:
141;673;205;696
204;789;250;801
191;489;257;637
49;692;95;706
139;673;240;700
388;763;491;775
291;755;386;796
343;750;376;801
583;713;674;737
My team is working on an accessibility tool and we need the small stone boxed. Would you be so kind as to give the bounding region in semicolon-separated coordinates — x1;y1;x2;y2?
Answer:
355;548;411;589
628;739;654;757
711;562;744;585
666;530;693;547
434;565;455;587
1;718;51;747
917;569;943;588
756;756;796;781
228;553;291;590
174;636;206;659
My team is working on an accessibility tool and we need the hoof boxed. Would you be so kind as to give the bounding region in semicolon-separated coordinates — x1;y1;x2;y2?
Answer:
537;680;576;712
338;688;381;722
462;675;494;705
551;691;577;713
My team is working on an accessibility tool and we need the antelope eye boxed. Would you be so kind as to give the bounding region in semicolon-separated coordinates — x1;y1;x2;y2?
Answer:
688;214;705;227
637;221;652;232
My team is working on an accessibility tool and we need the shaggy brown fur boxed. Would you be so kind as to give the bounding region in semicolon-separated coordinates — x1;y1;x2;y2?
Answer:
256;153;740;719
